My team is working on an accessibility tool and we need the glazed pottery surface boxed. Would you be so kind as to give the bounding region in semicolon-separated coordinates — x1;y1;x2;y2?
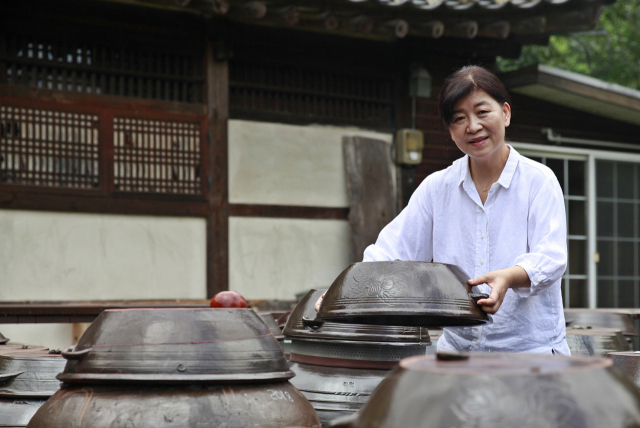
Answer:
0;346;47;353
565;309;638;337
260;313;285;341
566;327;631;357
0;398;47;428
287;289;430;369
289;338;428;370
26;382;321;428
316;262;488;327
0;347;65;427
58;308;293;383
330;353;640;428
289;361;387;428
287;289;430;426
285;290;431;343
0;348;65;397
610;352;640;388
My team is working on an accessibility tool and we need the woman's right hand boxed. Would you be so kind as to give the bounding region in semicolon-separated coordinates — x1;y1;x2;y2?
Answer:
314;292;326;311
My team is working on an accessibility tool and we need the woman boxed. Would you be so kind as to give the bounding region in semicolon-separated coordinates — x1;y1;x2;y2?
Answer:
319;65;569;354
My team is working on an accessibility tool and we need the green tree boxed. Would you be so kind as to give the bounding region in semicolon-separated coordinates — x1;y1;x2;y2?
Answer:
497;0;640;89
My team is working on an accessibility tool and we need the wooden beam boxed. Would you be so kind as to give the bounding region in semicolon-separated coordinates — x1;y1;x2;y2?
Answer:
0;84;206;116
420;21;445;39
478;21;510;40
244;1;267;19
445;21;478;39
205;38;230;299
229;204;349;220
384;20;409;39
512;16;546;36
0;191;209;217
0;299;300;324
0;301;209;324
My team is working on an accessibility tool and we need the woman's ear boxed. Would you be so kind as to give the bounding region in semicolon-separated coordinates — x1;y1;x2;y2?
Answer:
503;102;511;127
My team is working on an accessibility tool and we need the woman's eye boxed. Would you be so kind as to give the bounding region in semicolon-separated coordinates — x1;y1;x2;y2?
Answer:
454;116;464;122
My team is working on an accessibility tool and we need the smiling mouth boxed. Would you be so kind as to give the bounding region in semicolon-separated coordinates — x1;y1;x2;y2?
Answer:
469;137;488;146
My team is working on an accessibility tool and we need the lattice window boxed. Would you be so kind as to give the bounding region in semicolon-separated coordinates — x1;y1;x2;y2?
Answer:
229;61;394;126
1;34;204;103
0;104;99;188
113;117;202;194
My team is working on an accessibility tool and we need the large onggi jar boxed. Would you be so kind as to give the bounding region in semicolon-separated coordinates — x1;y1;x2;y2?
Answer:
330;352;640;428
26;308;321;428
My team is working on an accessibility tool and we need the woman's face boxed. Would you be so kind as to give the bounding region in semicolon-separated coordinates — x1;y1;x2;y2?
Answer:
448;89;511;161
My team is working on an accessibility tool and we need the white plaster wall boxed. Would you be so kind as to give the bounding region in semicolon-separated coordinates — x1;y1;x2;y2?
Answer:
0;210;207;301
229;217;350;300
229;120;393;207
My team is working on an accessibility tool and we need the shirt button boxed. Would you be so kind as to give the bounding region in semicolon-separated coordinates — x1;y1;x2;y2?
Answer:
476;340;480;345
480;259;484;265
481;234;484;239
533;276;539;282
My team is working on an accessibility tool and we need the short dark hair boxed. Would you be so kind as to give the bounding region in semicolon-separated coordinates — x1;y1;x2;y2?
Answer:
438;65;511;128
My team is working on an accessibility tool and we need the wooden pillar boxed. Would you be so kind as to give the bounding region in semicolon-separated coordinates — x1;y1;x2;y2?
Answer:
205;38;229;298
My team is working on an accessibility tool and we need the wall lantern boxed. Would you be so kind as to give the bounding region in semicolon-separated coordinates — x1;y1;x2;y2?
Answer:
409;65;432;99
396;129;424;165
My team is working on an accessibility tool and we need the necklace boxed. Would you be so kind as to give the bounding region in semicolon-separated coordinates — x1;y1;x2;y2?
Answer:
470;151;509;193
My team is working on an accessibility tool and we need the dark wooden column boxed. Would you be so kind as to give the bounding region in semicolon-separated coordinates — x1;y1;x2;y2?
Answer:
205;39;229;298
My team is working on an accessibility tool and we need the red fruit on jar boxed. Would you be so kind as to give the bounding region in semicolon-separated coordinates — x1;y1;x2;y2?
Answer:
210;291;248;308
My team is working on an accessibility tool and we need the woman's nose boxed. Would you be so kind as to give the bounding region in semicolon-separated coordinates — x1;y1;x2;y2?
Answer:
467;116;482;133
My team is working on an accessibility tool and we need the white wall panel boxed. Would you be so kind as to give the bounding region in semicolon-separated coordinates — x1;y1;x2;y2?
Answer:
229;120;393;207
229;216;350;300
0;210;207;301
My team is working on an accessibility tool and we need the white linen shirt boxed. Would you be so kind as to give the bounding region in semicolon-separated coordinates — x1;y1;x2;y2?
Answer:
363;146;570;355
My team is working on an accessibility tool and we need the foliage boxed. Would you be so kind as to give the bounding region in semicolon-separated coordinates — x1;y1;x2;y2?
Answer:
497;0;640;89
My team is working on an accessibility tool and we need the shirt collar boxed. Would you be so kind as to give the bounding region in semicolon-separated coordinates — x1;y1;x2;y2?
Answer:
458;156;471;187
498;144;519;189
457;144;519;189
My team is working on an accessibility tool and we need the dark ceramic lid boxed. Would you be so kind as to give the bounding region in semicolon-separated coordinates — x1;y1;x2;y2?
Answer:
285;289;430;343
259;313;285;340
565;327;630;356
0;397;48;427
609;352;640;390
566;327;626;337
330;353;640;428
610;351;640;357
564;309;638;336
0;344;48;353
0;332;9;345
317;262;489;327
0;347;65;397
400;352;611;375
58;308;294;384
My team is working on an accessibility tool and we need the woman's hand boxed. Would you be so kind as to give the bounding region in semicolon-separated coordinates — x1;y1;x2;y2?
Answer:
314;291;326;311
468;266;530;314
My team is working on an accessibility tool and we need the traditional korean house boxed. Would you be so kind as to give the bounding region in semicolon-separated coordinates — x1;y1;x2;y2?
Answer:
1;0;637;347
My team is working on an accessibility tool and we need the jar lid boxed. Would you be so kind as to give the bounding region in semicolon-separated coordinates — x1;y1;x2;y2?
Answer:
58;308;293;384
285;289;431;343
316;262;489;327
0;347;65;397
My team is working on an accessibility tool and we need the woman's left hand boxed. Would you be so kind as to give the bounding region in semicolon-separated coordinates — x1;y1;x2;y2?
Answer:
468;266;530;314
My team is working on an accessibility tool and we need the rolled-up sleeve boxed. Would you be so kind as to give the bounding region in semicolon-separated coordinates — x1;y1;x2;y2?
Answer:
363;177;434;262
513;177;567;297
